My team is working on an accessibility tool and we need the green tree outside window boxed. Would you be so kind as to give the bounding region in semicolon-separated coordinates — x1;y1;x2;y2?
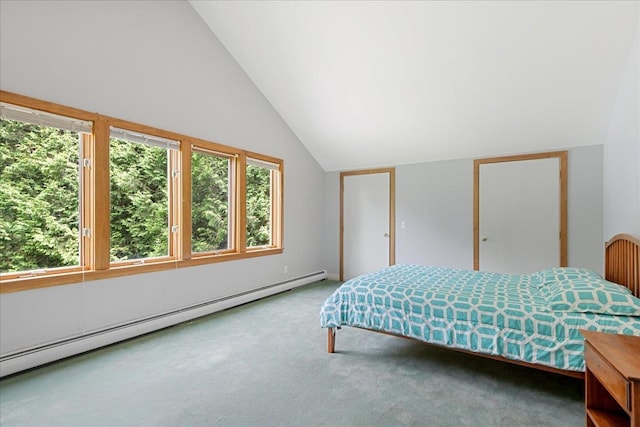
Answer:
0;119;80;273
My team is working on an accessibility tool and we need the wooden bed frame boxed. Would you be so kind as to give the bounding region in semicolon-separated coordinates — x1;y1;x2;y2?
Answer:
327;234;640;379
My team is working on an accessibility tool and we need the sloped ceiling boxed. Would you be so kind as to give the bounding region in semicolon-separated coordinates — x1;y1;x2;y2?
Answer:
190;1;638;172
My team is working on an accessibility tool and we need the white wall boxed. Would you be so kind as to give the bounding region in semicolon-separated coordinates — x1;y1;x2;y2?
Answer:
323;172;341;281
567;146;605;271
0;1;325;357
324;146;604;278
604;24;640;239
395;158;473;270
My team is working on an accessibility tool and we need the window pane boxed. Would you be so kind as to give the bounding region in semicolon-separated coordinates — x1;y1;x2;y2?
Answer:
0;118;81;273
109;135;169;261
191;151;230;252
246;162;272;247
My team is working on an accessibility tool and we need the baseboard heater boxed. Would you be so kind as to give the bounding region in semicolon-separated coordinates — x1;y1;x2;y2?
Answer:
0;270;327;378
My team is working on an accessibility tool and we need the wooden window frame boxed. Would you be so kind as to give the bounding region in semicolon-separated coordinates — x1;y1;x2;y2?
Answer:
245;152;284;251
0;99;94;281
0;90;284;293
107;122;181;267
189;142;240;258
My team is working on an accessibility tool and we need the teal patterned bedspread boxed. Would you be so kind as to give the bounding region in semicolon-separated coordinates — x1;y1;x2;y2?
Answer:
319;265;640;372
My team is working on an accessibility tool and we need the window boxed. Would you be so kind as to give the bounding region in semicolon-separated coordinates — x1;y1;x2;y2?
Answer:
0;103;91;276
0;91;283;292
246;157;281;249
191;147;233;254
109;128;180;263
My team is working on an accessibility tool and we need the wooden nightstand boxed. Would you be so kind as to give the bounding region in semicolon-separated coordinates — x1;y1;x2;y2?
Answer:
580;330;640;427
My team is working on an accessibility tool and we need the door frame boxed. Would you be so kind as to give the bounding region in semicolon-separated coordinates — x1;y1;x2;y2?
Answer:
473;151;567;271
340;168;396;281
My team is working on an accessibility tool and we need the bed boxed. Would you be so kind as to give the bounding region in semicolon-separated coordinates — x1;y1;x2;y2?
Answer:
320;234;640;378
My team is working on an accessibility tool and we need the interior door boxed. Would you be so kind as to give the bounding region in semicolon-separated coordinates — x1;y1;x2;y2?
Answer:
341;169;395;281
474;152;567;274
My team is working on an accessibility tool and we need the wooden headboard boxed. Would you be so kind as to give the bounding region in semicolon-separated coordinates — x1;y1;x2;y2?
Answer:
605;234;640;298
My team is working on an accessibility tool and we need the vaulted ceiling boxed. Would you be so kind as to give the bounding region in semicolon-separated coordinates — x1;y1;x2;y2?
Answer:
190;1;638;172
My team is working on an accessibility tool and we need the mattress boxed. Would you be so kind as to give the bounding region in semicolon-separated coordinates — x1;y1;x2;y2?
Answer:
319;264;640;372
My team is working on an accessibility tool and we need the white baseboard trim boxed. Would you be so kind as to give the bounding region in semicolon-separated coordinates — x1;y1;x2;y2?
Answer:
0;271;327;378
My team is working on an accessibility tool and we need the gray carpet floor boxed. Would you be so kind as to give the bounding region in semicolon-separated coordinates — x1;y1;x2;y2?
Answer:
0;279;584;426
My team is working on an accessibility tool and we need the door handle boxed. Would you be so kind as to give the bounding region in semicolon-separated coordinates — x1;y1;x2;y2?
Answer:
383;233;389;238
482;237;488;242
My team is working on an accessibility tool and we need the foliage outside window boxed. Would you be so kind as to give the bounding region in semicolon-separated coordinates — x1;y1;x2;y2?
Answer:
246;158;277;248
191;148;231;253
0;115;86;274
109;129;178;262
0;92;284;293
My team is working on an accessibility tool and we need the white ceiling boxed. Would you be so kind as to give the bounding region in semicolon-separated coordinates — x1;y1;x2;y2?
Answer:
190;1;638;172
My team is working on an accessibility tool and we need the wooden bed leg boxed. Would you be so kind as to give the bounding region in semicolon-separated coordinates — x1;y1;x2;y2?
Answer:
327;327;336;353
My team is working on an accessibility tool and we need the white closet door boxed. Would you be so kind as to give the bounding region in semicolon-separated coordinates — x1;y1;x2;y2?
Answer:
479;158;560;274
342;172;390;281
